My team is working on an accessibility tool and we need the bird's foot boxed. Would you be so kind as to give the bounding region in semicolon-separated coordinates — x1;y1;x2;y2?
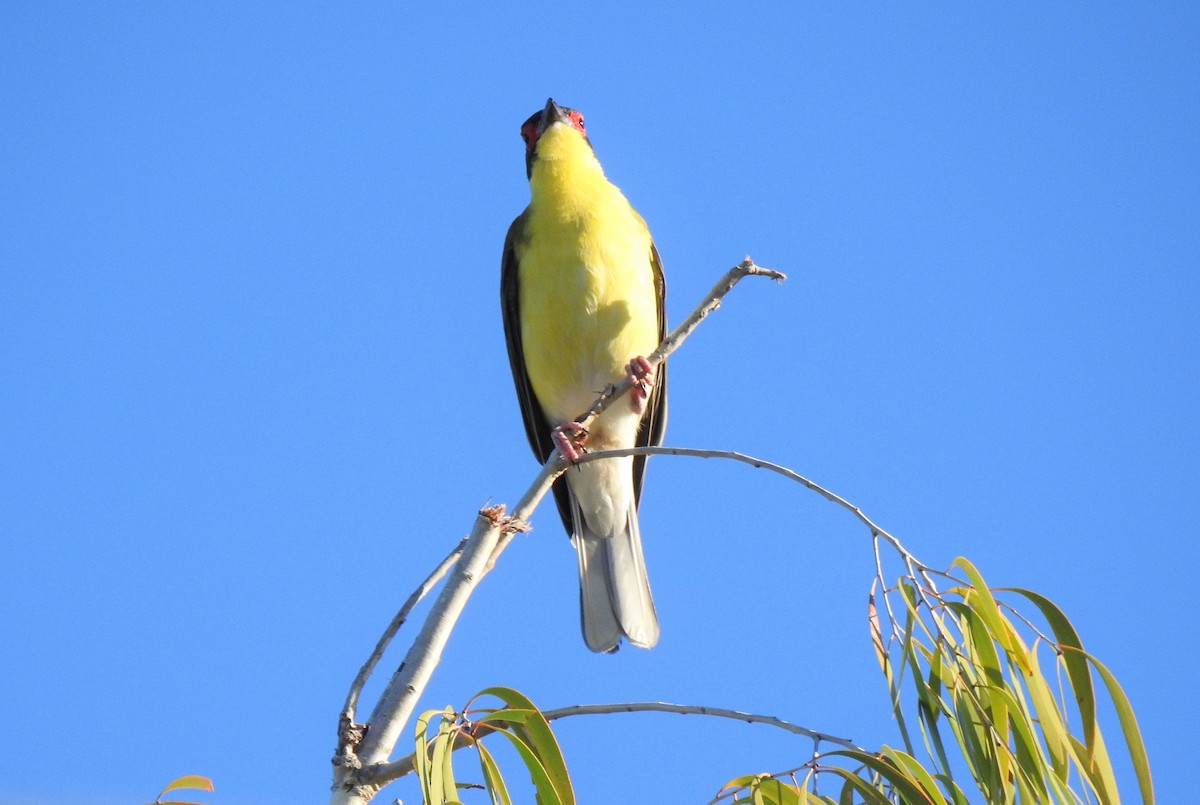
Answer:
625;355;655;413
552;421;588;463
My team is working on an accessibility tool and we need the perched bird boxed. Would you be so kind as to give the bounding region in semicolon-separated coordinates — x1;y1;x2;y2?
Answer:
501;98;668;652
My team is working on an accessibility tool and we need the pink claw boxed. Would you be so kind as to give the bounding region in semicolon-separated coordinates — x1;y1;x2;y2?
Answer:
625;356;655;413
552;421;588;463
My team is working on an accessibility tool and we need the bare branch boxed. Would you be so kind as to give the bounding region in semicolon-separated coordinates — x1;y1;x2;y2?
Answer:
342;538;468;721
540;702;856;747
575;445;931;572
349;510;518;768
332;511;525;803
333;537;469;770
362;701;856;787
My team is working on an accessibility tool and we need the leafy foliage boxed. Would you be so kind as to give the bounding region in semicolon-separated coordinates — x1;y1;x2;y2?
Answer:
405;551;1150;805
413;686;574;805
716;554;1153;804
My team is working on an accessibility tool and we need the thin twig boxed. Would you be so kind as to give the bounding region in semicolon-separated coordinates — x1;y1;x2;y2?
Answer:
332;539;470;774
362;701;857;786
575;445;932;575
540;702;856;747
872;536;901;652
341;538;468;723
351;508;513;760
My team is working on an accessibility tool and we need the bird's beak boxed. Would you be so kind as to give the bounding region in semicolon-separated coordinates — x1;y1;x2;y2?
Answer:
539;97;569;133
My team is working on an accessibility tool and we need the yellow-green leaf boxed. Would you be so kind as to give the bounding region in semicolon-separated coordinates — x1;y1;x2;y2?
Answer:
1023;646;1070;782
414;708;442;802
752;776;802;805
932;773;972;805
884;745;949;804
828;750;937;804
824;766;902;805
157;776;213;795
474;740;512;805
951;557;1028;673
433;706;458;804
868;592;888;675
1006;587;1097;749
986;682;1050;802
1069;733;1116;805
1073;648;1154;804
718;774;764;795
476;687;574;805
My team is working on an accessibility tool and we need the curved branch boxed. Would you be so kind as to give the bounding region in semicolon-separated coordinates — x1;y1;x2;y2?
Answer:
350;509;511;768
335;536;469;770
575;445;931;572
541;702;857;748
343;538;467;720
362;701;857;786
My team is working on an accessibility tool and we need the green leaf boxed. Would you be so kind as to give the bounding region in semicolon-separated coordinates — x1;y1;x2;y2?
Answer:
475;740;512;805
825;766;902;805
1023;645;1070;782
944;602;1009;793
827;750;937;804
932;773;972;805
1006;587;1098;750
752;776;802;805
1069;733;1116;805
719;774;765;795
433;706;459;803
476;687;574;805
917;650;956;780
836;776;855;805
950;681;996;797
157;777;214;796
946;601;1003;688
802;792;838;805
868;591;888;675
985;682;1050;802
1072;647;1155;804
414;709;437;802
481;724;561;805
950;557;1028;673
881;746;945;804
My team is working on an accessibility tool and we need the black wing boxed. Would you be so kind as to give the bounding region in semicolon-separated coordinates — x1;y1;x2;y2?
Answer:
632;241;668;508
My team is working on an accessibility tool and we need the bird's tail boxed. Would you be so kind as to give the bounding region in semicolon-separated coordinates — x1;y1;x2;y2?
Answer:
571;496;659;653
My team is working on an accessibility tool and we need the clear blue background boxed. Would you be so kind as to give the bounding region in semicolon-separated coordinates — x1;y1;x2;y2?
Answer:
2;3;1195;803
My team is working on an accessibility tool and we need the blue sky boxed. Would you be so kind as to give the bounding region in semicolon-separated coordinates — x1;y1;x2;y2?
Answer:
2;2;1196;803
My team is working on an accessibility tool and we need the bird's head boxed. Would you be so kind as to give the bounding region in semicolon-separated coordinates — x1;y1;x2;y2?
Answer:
520;97;593;179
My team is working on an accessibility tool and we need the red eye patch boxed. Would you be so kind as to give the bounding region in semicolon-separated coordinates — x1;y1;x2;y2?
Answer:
566;110;586;134
520;121;538;150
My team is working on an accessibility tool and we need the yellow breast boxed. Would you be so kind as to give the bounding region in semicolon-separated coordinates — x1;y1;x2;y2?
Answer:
516;125;659;424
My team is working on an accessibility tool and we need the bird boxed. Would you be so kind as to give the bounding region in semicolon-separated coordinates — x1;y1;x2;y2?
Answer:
500;98;668;652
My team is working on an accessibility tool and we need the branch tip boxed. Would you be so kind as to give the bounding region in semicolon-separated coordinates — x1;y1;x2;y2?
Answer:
478;503;507;524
